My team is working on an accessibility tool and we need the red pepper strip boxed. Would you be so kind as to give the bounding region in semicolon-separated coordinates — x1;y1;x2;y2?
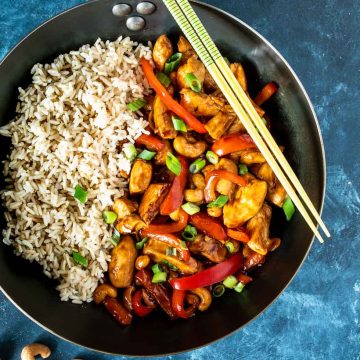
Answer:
146;208;189;233
236;273;253;285
160;156;188;215
170;253;243;290
135;133;165;152
131;289;154;317
204;170;247;202
254;81;278;106
140;58;207;134
190;212;228;241
103;296;133;325
140;231;190;262
211;133;257;157
227;228;250;243
244;252;265;271
172;289;197;319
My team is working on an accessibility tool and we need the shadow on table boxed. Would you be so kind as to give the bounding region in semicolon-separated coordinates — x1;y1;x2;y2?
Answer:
0;335;15;360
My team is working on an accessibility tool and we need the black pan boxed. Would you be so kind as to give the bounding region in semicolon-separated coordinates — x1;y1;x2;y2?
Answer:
0;0;325;356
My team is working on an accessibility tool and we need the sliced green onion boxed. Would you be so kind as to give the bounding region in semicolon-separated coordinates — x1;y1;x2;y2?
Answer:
189;158;206;174
166;152;181;176
206;150;219;165
110;228;121;246
283;196;295;221
166;247;177;256
127;98;147;111
72;252;88;267
212;284;225;297
181;202;200;215
182;225;197;242
225;241;236;253
223;275;238;289
156;72;171;87
185;73;202;93
162;259;179;271
238;164;248;175
102;210;117;224
172;116;187;132
135;237;148;250
234;282;245;293
164;53;182;74
152;271;168;283
207;195;228;208
180;240;188;250
74;185;87;204
123;143;137;161
138;149;156;160
223;57;230;66
152;263;162;274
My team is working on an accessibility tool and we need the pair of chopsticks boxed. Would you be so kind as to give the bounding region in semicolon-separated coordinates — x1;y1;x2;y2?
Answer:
162;0;330;243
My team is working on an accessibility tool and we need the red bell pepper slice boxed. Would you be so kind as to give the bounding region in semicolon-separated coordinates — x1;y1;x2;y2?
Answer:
211;133;257;157
146;208;188;233
204;170;247;202
170;253;243;290
172;289;197;319
236;273;253;285
140;58;207;134
131;289;154;317
227;228;250;243
244;252;265;271
140;231;190;262
190;212;228;241
254;81;278;106
135;133;165;152
103;297;133;325
160;156;188;215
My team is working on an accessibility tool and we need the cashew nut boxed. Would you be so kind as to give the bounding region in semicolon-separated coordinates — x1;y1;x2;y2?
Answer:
192;173;206;189
135;255;150;270
190;288;212;311
184;189;204;203
173;135;207;158
21;343;51;360
207;206;223;217
93;283;118;304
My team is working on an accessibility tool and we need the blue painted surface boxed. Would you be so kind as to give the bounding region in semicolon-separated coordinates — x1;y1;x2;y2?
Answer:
0;0;359;359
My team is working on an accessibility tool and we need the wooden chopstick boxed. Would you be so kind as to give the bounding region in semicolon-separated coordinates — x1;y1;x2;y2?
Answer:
162;0;328;243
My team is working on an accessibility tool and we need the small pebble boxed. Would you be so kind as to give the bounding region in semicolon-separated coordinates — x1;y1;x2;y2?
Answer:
136;2;156;15
112;3;132;16
126;16;146;31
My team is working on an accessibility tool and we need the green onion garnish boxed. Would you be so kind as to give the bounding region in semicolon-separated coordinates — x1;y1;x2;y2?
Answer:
102;210;117;224
162;259;179;271
172;116;187;132
181;202;201;215
180;240;188;250
223;57;230;66
110;228;121;246
223;275;238;289
127;98;147;112
123;143;137;161
207;195;228;208
234;282;245;293
212;284;225;297
166;247;177;256
283;196;295;221
182;225;197;242
206;150;219;165
166;152;182;176
185;73;202;93
135;237;148;250
189;158;206;174
238;164;248;175
152;271;168;283
164;53;182;74
152;263;162;274
74;185;87;204
156;72;171;87
72;252;88;267
225;241;236;253
138;149;156;160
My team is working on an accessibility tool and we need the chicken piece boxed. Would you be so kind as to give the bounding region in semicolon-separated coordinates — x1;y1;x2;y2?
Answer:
243;245;266;270
115;214;146;234
215;158;238;196
129;159;152;195
177;35;196;62
173;134;207;158
153;34;173;71
230;149;266;165
246;203;275;255
251;162;287;207
155;140;171;166
191;173;206;189
205;111;237;140
203;70;218;92
230;63;247;91
139;183;170;224
223;177;268;228
188;234;227;263
144;238;198;274
153;95;177;139
202;164;215;178
177;55;206;90
152;165;174;183
226;115;247;135
112;198;138;220
180;89;226;117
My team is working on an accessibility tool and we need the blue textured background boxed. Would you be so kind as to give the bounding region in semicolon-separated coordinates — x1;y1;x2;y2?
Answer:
0;0;359;359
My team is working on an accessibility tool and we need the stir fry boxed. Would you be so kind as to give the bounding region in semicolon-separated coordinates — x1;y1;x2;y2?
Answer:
93;34;295;324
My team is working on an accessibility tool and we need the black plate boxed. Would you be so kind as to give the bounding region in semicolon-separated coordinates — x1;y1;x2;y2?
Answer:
0;0;325;356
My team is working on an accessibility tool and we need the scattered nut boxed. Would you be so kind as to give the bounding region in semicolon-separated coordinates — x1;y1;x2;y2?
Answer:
21;343;51;360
